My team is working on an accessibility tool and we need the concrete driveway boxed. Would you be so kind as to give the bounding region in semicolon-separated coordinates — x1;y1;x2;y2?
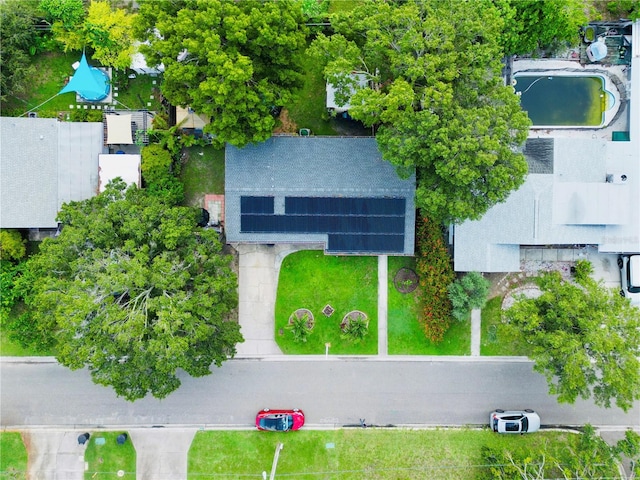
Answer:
235;244;321;356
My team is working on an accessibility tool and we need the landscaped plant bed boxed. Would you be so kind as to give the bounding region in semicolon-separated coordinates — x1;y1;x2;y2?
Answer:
393;267;419;293
340;310;368;330
289;308;315;329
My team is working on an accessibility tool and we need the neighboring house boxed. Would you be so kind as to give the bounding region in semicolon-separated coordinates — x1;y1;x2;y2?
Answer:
0;117;104;232
326;73;368;114
453;19;640;272
225;136;415;255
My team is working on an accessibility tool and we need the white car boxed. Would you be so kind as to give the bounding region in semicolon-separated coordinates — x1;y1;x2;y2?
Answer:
618;254;640;306
490;409;540;434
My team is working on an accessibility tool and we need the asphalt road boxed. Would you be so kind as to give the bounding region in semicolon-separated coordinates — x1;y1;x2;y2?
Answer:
1;358;638;429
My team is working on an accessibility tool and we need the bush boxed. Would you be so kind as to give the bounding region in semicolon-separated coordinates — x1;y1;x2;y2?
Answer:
415;217;454;343
573;259;593;285
0;230;26;261
141;144;173;185
448;271;490;321
340;315;368;343
287;313;313;343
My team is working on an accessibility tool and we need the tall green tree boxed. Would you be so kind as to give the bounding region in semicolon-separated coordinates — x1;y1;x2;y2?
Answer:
310;0;531;223
505;268;640;411
135;0;308;147
0;0;39;103
25;181;242;401
496;0;588;55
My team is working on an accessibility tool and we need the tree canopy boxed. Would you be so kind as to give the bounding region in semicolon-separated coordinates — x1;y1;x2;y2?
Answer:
0;0;39;103
24;181;242;401
135;0;308;147
310;0;531;223
46;0;137;70
497;0;588;55
505;266;640;412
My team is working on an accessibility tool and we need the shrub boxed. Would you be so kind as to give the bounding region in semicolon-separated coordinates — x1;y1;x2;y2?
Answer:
287;313;313;343
448;271;490;321
141;144;173;185
340;315;368;343
573;259;593;285
415;217;454;343
0;230;26;261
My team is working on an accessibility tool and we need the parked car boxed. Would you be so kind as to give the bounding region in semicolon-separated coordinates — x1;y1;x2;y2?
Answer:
256;408;305;432
618;254;640;305
490;409;540;434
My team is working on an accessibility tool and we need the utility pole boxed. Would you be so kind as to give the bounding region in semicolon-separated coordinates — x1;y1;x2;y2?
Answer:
269;442;284;480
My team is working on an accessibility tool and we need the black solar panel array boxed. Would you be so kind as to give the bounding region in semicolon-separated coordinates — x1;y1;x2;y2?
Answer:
240;196;405;253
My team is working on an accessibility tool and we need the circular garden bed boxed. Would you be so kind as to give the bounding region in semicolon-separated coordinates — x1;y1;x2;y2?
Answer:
289;308;315;329
394;267;419;293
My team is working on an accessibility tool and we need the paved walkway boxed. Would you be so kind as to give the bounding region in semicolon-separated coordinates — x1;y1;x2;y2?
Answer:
471;309;481;356
378;256;388;356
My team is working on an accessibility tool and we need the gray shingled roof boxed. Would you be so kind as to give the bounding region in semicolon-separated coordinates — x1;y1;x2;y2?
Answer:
225;136;416;254
1;117;103;229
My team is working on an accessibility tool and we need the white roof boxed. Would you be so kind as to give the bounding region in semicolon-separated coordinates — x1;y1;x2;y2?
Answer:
105;114;133;145
326;73;368;112
98;154;140;192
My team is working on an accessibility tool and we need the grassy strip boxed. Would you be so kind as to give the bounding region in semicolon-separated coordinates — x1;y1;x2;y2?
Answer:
0;432;27;479
180;146;225;207
84;432;136;480
188;429;582;479
481;296;532;356
275;250;378;354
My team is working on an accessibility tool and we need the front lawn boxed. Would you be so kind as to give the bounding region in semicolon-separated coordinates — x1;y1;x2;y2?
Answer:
481;296;532;356
180;146;225;207
188;429;586;479
275;250;378;354
0;432;27;479
387;256;470;355
84;432;136;480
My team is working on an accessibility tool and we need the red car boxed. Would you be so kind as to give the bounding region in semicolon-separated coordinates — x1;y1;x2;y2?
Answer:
255;408;305;432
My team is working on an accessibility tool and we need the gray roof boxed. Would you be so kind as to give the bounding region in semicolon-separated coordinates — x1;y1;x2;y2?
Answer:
225;136;415;254
1;117;103;229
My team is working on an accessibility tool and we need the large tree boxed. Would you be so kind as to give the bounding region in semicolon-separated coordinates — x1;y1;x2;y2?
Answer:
310;0;531;223
25;181;242;401
135;0;308;147
0;0;39;103
505;265;640;412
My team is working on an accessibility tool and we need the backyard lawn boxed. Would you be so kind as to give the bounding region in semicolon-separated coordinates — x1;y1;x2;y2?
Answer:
387;257;471;355
84;432;136;480
188;429;588;480
275;250;378;354
180;145;225;207
0;432;27;479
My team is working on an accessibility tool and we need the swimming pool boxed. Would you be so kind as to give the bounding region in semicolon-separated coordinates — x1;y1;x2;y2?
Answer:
513;73;615;128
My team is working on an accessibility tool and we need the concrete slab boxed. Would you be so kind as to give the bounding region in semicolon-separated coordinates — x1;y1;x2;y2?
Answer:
128;428;196;480
377;256;388;356
25;430;87;480
471;309;481;356
542;249;558;262
526;249;544;261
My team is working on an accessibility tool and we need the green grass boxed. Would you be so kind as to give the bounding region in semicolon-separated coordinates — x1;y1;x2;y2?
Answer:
2;51;79;117
480;296;532;356
387;257;470;355
180;146;225;207
275;250;378;354
84;432;136;480
285;51;338;136
188;429;586;479
112;74;162;112
0;432;27;480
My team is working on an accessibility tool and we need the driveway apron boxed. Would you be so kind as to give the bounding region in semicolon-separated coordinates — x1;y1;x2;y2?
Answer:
128;428;196;480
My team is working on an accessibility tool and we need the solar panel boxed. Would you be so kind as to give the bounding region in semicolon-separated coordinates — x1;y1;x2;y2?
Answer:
240;196;407;253
241;196;274;214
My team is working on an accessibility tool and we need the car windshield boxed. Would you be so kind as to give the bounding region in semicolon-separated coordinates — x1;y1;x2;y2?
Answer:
260;415;293;431
522;416;529;432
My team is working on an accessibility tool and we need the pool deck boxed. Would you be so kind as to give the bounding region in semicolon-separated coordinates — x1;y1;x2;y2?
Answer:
512;59;630;140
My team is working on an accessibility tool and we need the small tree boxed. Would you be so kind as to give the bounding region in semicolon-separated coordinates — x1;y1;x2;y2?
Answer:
448;271;490;321
341;316;368;343
287;313;312;343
